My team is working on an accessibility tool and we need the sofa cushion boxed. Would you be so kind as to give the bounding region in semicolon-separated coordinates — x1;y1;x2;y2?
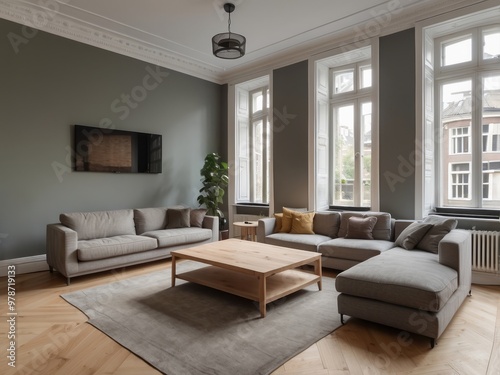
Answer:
133;207;168;235
345;216;377;240
61;209;136;240
313;212;341;238
335;248;458;312
77;235;158;261
273;213;283;233
142;228;212;248
290;212;315;234
190;209;207;228
166;208;191;229
395;222;433;250
338;212;392;241
264;233;330;252
319;238;395;262
416;216;458;254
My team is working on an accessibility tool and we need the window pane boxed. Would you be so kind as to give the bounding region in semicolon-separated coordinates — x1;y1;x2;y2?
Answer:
360;66;372;89
253;120;264;203
442;80;472;112
252;92;263;113
334;70;354;94
442;37;472;66
333;104;354;205
361;102;372;206
482;75;500;206
483;30;500;60
441;80;472;206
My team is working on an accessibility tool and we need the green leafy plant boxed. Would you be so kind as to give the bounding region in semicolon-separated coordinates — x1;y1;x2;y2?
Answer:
197;153;229;218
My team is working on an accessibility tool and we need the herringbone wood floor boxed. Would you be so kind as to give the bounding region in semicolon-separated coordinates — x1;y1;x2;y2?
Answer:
0;260;499;375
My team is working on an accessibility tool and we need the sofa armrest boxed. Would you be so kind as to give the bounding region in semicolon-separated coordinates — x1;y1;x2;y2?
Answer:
257;218;275;242
202;215;219;242
439;229;472;291
46;223;79;278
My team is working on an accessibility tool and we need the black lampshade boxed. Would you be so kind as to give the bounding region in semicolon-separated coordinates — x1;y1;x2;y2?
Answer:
212;3;246;59
212;32;246;59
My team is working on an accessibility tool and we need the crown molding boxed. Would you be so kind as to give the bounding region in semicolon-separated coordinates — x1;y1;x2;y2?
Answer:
0;0;225;83
220;0;490;83
0;0;493;86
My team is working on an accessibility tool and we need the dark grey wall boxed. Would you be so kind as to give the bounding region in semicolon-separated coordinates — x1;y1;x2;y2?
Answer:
379;28;416;219
0;19;223;260
272;61;309;211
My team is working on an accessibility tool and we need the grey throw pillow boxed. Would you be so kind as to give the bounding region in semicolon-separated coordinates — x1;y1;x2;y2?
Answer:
395;222;433;250
190;209;207;228
415;216;458;253
166;208;191;229
345;216;378;240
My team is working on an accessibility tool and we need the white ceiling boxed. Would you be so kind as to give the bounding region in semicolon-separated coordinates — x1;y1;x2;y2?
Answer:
0;0;462;82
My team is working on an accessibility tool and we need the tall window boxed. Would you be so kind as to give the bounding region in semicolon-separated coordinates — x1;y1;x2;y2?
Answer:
315;46;373;209
235;78;270;204
434;25;500;208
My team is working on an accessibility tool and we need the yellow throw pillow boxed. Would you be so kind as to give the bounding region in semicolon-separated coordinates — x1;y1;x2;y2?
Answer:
273;213;283;233
290;212;315;234
279;207;295;233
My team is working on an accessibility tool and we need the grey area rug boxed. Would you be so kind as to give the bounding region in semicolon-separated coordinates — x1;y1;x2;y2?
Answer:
61;262;341;375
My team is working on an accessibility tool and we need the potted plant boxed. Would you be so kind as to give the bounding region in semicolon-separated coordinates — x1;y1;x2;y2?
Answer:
197;153;229;229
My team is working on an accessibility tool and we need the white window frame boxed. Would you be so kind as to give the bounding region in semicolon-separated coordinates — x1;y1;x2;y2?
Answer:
312;43;377;211
234;79;271;205
416;1;500;218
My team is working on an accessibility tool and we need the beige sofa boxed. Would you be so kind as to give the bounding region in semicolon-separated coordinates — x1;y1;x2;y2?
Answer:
46;207;218;285
258;211;471;346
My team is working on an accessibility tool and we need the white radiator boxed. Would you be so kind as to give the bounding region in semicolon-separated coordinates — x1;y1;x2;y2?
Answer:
470;230;500;273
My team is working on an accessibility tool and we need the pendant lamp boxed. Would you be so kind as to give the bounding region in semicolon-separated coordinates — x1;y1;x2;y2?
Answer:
212;3;246;59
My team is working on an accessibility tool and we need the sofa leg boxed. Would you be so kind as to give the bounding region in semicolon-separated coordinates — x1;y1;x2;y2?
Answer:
468;290;472;296
340;314;345;324
49;266;53;273
66;277;71;286
430;338;436;349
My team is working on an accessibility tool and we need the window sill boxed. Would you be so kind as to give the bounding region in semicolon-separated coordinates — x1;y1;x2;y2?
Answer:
433;207;500;219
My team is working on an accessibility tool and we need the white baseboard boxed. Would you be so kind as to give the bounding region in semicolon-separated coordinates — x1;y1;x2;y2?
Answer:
472;271;500;286
0;255;49;277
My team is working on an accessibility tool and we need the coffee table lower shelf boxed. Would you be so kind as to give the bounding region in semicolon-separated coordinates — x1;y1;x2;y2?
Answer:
176;266;321;317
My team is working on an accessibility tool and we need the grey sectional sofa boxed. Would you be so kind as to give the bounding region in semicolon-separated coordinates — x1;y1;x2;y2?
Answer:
46;207;218;284
257;211;472;346
257;211;399;270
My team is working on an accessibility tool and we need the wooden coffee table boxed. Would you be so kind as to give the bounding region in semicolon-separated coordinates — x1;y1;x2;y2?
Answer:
170;239;322;317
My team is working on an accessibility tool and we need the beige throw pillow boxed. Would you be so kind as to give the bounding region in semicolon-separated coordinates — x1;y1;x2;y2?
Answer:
273;213;283;233
290;212;315;234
